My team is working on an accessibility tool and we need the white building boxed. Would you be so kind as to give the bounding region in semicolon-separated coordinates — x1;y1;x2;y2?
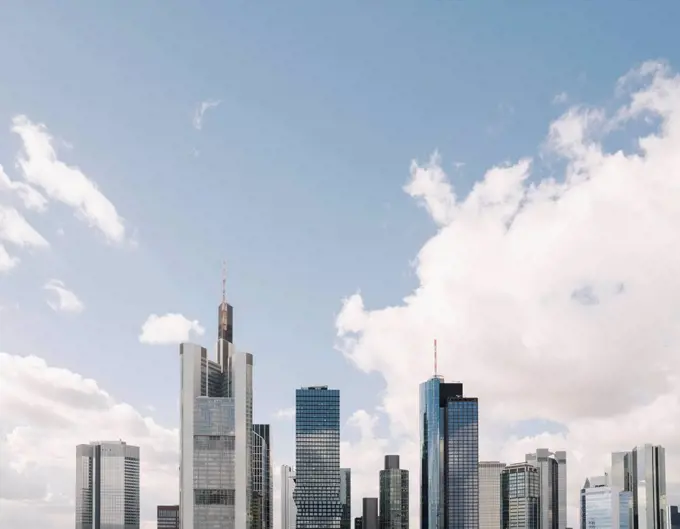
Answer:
479;461;506;529
179;300;253;529
281;465;296;529
75;440;140;529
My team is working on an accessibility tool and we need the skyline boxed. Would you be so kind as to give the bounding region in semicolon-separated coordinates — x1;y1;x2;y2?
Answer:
2;2;680;529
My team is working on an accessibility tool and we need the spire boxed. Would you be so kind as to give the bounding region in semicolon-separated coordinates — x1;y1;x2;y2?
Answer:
434;338;437;377
218;260;233;344
221;260;227;306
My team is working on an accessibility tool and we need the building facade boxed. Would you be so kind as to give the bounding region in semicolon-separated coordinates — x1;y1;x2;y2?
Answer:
501;462;539;529
341;468;352;529
252;424;272;529
363;498;379;529
420;377;479;529
583;485;622;529
611;453;633;493
294;386;342;529
480;461;506;529
281;465;296;529
631;445;667;529
179;300;253;529
525;449;566;529
669;506;679;529
380;455;409;529
75;440;140;529
157;505;179;529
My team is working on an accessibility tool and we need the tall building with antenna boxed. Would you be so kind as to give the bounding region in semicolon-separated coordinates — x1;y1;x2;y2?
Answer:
179;265;253;529
420;340;479;529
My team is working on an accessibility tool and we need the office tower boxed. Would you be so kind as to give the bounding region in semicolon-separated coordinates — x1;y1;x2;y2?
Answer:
380;455;409;529
611;453;633;492
480;461;506;529
157;505;180;529
525;449;566;529
420;376;479;529
75;440;140;529
631;445;667;529
501;463;539;529
252;424;272;529
583;481;623;529
356;518;364;529
281;465;297;529
670;506;679;529
341;468;352;529
294;386;342;529
179;295;253;529
363;498;379;529
620;492;633;529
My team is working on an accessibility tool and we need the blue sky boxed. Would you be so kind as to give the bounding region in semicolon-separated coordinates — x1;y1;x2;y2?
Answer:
2;2;680;527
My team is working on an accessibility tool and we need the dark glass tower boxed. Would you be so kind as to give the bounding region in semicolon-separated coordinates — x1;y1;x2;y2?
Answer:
420;377;479;529
341;468;352;529
294;386;342;529
252;424;273;529
501;463;539;529
380;455;409;529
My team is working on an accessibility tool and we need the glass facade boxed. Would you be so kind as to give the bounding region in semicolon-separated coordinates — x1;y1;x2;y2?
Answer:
251;424;272;529
525;449;564;529
631;445;667;529
341;468;352;529
480;462;506;529
584;486;622;529
157;505;180;529
281;465;297;529
501;463;539;529
363;498;379;529
380;456;409;529
294;386;342;529
75;440;140;529
420;377;478;529
669;506;679;529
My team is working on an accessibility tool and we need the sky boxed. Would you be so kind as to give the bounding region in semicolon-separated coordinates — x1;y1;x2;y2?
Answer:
1;1;680;528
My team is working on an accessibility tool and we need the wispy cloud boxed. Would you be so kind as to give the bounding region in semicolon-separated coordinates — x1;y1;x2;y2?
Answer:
192;99;221;130
44;279;84;313
139;313;205;345
0;163;47;211
274;407;295;420
553;91;569;104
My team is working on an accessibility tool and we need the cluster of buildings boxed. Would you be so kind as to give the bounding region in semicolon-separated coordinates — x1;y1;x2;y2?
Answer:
72;294;679;529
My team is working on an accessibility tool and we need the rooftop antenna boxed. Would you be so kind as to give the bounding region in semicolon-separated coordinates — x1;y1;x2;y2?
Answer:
434;338;438;377
221;260;227;306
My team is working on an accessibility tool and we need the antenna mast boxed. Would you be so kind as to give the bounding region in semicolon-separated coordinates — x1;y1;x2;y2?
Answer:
221;260;227;306
434;338;438;377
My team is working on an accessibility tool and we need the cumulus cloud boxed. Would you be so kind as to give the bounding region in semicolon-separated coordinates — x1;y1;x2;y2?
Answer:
11;116;127;244
192;99;221;131
337;60;680;527
0;206;49;270
139;313;205;345
44;279;84;314
0;352;178;529
0;164;47;211
0;244;20;272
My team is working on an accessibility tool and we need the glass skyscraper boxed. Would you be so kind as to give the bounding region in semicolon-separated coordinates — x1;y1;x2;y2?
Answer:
380;455;409;529
341;468;352;529
294;386;342;529
480;461;506;529
281;465;297;529
252;424;272;529
420;376;479;529
75;440;140;529
501;462;539;529
631;445;667;529
157;505;180;529
525;449;566;529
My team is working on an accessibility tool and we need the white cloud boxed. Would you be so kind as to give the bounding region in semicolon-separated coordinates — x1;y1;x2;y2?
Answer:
11;116;127;244
0;164;47;211
139;313;205;345
192;99;221;131
0;205;49;249
0;244;20;272
0;352;177;529
44;279;84;314
274;407;295;420
336;61;680;527
553;91;569;104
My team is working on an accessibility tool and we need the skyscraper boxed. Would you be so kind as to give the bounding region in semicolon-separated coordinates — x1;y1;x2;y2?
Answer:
157;505;180;529
179;297;253;529
480;461;506;529
669;506;679;529
525;449;566;529
281;465;297;529
420;376;479;529
501;463;539;529
252;424;272;529
75;440;140;529
380;455;409;529
631;445;667;529
294;386;342;529
611;453;633;492
341;468;352;529
363;498;379;529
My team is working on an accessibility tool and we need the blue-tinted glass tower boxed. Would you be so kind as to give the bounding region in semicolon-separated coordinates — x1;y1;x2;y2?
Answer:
420;377;479;529
294;386;342;529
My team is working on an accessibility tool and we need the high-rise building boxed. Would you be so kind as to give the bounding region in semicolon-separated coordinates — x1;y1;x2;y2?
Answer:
611;453;633;492
356;518;364;529
252;424;272;529
480;461;506;529
380;455;409;529
294;386;342;529
420;376;479;529
281;465;296;529
341;468;352;529
501;463;539;529
157;505;180;529
75;440;140;529
583;483;623;529
363;498;379;529
179;298;253;529
669;506;679;529
631;445;667;529
525;449;566;529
